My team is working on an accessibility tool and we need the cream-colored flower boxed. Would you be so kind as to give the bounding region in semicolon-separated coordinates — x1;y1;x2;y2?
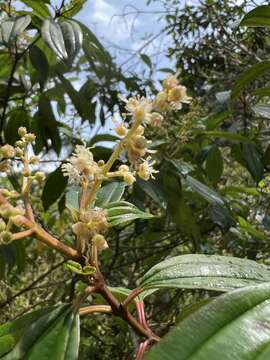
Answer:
62;144;102;185
168;85;191;103
114;122;128;137
117;165;136;185
137;157;158;181
81;207;108;233
153;91;170;112
18;127;27;137
146;112;164;127
120;95;152;122
0;145;15;159
163;74;179;90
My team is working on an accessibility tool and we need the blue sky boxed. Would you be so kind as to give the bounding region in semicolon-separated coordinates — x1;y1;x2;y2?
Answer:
75;0;174;75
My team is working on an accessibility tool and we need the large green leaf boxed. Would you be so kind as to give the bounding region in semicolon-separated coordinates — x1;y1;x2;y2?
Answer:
145;283;270;360
232;61;270;98
240;5;270;28
140;254;270;295
95;182;126;207
0;304;80;359
103;201;154;226
0;15;31;47
185;175;225;206
41;19;82;66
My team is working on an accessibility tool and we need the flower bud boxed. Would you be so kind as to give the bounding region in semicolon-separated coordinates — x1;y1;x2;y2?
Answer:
92;234;108;251
115;123;128;137
22;168;31;177
123;172;136;185
153;92;170;112
163;74;178;90
15;140;24;148
0;219;6;232
0;144;15;158
168;85;187;102
23;133;36;143
0;160;10;172
15;147;24;158
35;171;46;182
148;112;163;127
0;203;25;218
30;156;39;165
133;135;147;150
10;215;25;227
0;231;12;244
18;127;27;137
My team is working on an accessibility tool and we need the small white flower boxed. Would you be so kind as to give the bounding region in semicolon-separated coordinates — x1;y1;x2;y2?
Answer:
119;94;152;122
137;157;158;181
62;144;101;184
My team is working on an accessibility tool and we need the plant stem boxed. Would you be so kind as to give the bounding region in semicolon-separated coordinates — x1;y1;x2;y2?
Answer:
85;117;142;208
79;305;112;316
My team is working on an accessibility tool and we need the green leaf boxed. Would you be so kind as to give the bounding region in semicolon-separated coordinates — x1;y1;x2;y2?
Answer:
252;104;270;119
254;87;270;97
136;178;167;209
140;53;152;68
240;5;270;28
205;146;223;183
0;15;31;47
185;175;225;206
232;61;270;98
0;304;80;359
29;45;49;89
95;182;126;207
144;283;270;360
21;0;51;19
66;186;81;216
238;216;267;241
242;144;264;182
65;261;95;276
103;201;154;226
62;0;87;17
57;73;91;121
4;109;30;145
41;19;82;66
140;254;270;295
199;130;252;143
42;166;68;210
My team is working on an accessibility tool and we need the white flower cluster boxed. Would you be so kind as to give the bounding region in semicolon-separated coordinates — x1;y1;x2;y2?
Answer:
62;145;102;185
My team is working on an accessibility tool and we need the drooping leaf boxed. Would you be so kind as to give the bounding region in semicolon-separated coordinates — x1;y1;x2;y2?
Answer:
205;146;223;183
103;201;154;226
185;175;225;206
42;166;68;210
242;143;264;182
0;15;31;47
145;283;270;360
95;182;126;207
29;45;49;89
41;19;82;66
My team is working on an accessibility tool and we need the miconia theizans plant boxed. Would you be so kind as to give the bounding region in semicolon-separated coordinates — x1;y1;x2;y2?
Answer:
2;1;270;359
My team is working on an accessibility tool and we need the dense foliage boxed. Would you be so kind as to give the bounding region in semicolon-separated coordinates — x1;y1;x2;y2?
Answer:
2;1;270;359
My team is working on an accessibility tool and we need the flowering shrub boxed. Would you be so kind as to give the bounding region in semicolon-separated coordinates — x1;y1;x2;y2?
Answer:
2;1;270;360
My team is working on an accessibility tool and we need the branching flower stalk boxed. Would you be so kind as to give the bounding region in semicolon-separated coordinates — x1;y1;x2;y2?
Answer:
0;74;190;352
